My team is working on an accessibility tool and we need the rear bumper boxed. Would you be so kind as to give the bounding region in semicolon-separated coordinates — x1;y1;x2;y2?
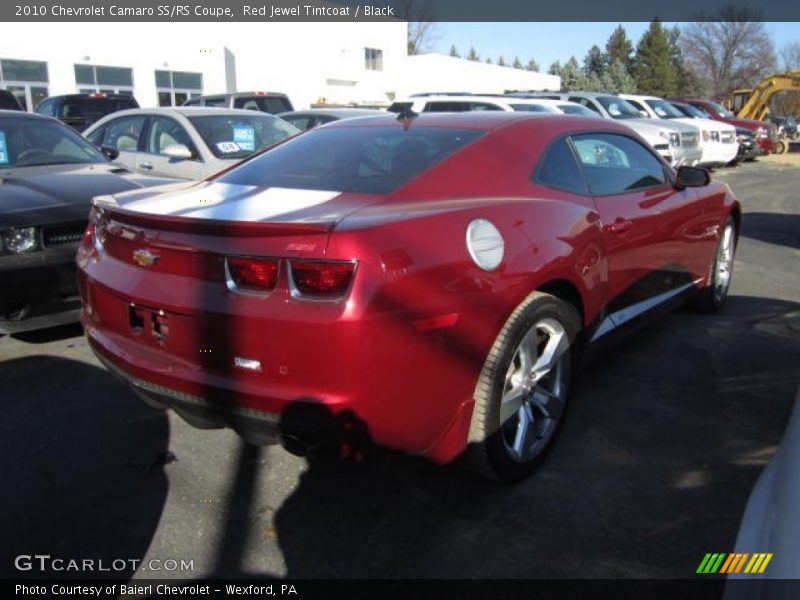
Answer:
0;247;81;334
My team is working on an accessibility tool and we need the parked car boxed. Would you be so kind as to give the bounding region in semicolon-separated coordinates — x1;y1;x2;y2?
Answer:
0;111;174;334
183;91;293;114
388;94;598;117
277;108;386;131
723;387;800;598
669;101;761;164
621;94;738;168
77;112;739;482
510;92;703;167
84;108;300;180
34;93;139;133
394;95;602;117
671;98;777;155
0;90;24;111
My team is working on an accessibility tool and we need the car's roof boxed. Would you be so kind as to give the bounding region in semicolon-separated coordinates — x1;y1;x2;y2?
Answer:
278;108;385;118
620;93;662;102
93;107;281;119
321;111;607;132
0;109;53;121
196;91;289;98
49;93;136;100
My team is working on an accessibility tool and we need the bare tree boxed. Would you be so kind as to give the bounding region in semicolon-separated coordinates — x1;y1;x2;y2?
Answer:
680;6;776;98
396;0;440;55
780;42;800;71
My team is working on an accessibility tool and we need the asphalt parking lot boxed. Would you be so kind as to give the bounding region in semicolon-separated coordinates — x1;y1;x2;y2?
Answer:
1;159;798;580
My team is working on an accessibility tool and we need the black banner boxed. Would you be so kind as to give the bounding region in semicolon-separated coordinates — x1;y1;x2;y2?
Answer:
2;0;800;22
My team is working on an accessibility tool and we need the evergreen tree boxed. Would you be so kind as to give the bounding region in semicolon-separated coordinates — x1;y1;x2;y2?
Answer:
584;45;605;78
633;19;678;96
605;24;634;74
548;60;562;76
513;56;523;69
667;27;691;96
603;60;637;93
526;58;540;72
560;56;587;91
467;46;480;61
449;44;460;58
486;57;493;64
497;55;506;67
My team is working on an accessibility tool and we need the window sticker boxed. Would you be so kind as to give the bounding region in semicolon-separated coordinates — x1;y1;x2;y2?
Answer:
233;125;256;152
216;141;241;154
0;131;8;165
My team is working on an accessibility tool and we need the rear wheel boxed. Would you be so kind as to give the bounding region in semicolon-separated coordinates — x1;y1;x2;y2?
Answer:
692;217;736;312
468;292;580;482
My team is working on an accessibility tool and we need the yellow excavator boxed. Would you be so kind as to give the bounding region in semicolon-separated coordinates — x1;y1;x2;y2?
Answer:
728;71;800;153
729;71;800;120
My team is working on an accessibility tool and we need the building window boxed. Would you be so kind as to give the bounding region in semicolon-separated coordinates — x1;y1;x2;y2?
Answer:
0;58;49;110
74;64;134;95
155;70;203;107
364;48;383;71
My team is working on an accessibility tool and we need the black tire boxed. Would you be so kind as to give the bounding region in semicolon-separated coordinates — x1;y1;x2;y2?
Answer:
467;292;581;483
692;216;737;313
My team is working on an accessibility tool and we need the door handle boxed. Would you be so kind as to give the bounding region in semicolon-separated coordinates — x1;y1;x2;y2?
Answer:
608;218;633;234
138;162;153;170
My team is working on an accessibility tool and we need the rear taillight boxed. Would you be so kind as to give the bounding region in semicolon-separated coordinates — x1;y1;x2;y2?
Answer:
289;260;356;299
226;258;279;293
80;223;96;250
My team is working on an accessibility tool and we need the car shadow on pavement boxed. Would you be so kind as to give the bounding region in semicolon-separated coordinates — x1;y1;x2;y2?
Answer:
739;212;800;250
10;322;84;344
225;294;797;579
0;356;169;579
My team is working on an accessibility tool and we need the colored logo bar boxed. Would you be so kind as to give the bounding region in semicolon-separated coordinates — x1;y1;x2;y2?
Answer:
697;553;773;574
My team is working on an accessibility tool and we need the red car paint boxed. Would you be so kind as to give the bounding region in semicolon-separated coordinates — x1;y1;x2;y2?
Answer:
673;98;776;154
77;113;740;464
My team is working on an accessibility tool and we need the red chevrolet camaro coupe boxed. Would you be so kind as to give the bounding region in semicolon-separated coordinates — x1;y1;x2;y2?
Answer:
77;112;739;481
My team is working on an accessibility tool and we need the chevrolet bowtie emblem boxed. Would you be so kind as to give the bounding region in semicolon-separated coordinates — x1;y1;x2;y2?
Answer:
133;249;159;267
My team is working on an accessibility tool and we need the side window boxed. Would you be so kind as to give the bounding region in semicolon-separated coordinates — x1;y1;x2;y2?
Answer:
85;124;107;147
571;133;668;195
281;115;312;130
568;97;602;115
314;115;337;126
534;137;588;195
183;97;202;107
204;97;227;107
423;101;472;112
103;115;147;151
146;116;197;157
35;98;55;116
470;102;503;111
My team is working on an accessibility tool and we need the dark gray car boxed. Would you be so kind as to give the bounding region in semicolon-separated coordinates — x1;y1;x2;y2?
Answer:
0;111;175;333
277;108;385;131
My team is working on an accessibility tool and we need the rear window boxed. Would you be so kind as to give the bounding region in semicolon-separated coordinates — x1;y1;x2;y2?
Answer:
233;96;292;114
187;114;300;159
58;97;138;123
219;126;484;195
509;104;551;113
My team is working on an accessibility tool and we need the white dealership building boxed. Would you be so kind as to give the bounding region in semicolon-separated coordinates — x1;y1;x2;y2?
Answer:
0;21;559;111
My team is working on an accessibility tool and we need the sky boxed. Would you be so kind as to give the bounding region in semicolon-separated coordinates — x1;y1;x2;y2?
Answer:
431;22;800;71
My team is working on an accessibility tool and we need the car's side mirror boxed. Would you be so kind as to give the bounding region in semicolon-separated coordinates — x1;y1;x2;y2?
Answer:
162;143;194;159
675;165;710;189
100;145;120;161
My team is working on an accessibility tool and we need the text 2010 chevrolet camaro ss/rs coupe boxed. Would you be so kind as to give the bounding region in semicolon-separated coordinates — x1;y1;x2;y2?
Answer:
77;112;739;482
